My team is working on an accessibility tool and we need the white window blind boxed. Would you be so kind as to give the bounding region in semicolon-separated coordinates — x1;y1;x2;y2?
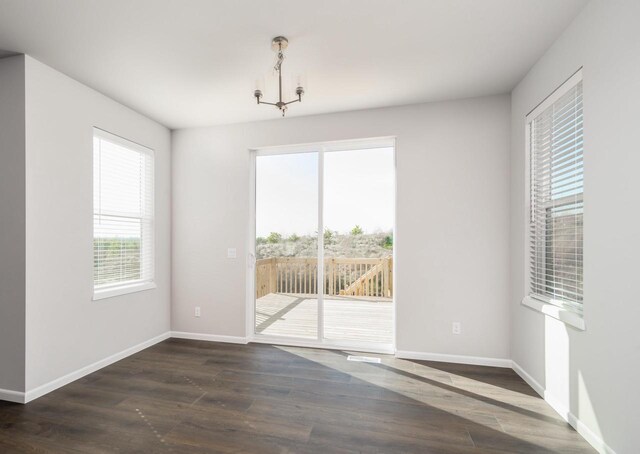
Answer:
528;72;583;311
93;129;154;297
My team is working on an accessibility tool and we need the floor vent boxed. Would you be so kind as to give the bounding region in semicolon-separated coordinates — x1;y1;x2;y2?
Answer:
347;355;381;364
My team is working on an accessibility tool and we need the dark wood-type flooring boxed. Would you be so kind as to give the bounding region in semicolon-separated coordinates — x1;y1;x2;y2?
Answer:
0;339;595;453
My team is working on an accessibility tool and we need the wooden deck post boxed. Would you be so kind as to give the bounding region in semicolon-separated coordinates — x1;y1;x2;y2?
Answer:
326;258;334;296
269;257;277;293
388;257;393;297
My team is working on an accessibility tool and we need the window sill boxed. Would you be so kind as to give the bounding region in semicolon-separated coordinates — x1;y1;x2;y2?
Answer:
521;296;585;331
93;281;156;301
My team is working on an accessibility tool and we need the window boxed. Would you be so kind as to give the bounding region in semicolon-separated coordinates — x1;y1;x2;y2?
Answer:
93;129;155;299
527;70;583;315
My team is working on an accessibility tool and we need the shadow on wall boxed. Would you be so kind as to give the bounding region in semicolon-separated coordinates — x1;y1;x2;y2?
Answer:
537;312;608;452
568;321;608;452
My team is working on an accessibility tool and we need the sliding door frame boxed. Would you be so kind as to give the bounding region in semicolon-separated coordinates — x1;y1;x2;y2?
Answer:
247;136;396;355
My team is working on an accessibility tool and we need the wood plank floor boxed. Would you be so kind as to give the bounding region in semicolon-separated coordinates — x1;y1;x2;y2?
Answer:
0;339;595;453
256;293;393;343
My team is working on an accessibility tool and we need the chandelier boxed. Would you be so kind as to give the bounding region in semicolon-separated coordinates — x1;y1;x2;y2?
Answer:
253;36;304;117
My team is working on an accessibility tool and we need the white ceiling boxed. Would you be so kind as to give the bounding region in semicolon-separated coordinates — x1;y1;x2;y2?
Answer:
0;0;587;129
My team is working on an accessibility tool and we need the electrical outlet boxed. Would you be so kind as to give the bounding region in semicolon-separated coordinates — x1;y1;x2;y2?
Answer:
195;306;201;317
227;248;237;259
452;322;461;335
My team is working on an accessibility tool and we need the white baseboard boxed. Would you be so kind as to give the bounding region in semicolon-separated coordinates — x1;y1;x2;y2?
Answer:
170;331;248;344
22;331;171;403
512;361;616;454
395;350;512;368
0;388;26;404
511;360;546;396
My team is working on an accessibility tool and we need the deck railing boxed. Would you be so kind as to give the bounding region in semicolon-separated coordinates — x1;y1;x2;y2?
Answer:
255;256;392;299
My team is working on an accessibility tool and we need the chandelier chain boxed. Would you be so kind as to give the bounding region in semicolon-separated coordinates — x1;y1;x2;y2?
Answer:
274;50;284;72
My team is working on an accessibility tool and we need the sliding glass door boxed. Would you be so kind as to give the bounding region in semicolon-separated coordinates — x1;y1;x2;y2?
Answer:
323;147;395;345
252;140;395;351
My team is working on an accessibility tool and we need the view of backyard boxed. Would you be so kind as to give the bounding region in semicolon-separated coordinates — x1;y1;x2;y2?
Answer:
255;228;394;343
93;237;141;286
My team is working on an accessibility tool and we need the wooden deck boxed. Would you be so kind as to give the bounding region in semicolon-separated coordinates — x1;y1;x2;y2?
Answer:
256;293;393;344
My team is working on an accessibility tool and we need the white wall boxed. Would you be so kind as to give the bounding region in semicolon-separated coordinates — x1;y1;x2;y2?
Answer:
0;55;26;394
172;95;511;360
510;1;640;452
23;56;172;392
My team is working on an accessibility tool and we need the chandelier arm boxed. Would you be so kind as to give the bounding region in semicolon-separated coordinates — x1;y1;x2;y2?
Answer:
258;100;279;106
284;99;301;106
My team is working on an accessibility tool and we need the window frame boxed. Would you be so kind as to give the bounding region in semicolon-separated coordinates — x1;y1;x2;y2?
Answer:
522;69;585;330
92;128;156;301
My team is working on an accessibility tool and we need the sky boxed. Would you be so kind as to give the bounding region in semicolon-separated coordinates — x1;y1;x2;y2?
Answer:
256;147;394;237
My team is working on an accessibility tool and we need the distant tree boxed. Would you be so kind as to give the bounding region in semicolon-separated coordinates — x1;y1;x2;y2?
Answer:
350;225;364;235
288;233;300;242
256;236;266;245
266;232;282;244
382;234;393;249
324;228;336;244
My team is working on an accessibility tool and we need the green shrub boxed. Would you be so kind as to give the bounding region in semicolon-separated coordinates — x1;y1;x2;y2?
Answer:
324;228;335;243
382;234;393;249
266;232;282;244
288;233;300;242
350;225;364;235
